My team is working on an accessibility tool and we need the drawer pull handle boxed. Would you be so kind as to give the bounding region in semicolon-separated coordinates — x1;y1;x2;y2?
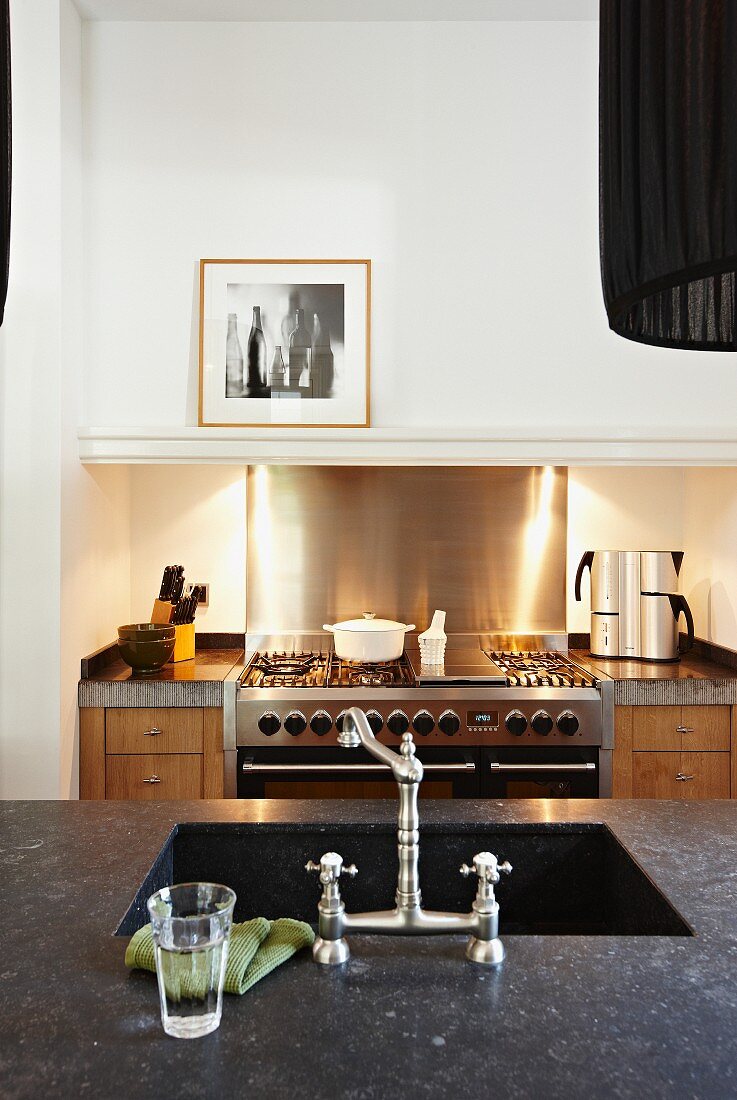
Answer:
676;772;694;782
143;775;162;784
676;726;695;734
143;727;162;737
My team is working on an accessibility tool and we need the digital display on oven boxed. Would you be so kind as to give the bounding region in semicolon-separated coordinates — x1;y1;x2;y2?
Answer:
467;711;499;728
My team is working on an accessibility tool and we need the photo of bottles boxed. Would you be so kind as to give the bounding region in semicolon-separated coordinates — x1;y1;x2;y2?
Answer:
225;283;344;401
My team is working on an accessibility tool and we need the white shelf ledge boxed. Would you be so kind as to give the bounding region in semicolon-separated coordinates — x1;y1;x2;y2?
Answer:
77;426;737;466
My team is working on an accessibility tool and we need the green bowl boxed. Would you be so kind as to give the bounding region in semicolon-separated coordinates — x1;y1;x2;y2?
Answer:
118;622;175;641
117;634;175;673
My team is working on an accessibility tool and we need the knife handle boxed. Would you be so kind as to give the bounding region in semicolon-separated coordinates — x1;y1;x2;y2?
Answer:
157;565;172;600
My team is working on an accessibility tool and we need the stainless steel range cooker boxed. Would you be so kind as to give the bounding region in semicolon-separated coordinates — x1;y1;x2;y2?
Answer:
224;635;613;800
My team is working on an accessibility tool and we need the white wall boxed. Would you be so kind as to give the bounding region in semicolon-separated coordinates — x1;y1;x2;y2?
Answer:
59;0;133;798
682;469;737;651
129;466;246;631
60;463;132;797
81;19;737;436
567;468;685;633
0;0;131;799
0;0;65;798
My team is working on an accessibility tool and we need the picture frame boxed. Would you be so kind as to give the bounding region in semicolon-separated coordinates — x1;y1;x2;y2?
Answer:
198;258;371;428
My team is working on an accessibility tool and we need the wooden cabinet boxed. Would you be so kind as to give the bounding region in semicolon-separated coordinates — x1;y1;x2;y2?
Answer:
106;708;204;754
632;750;731;799
631;706;730;752
80;707;223;800
106;754;204;800
614;705;734;799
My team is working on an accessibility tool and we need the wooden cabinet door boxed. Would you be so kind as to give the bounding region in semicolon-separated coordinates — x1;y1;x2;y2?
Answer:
105;754;203;799
106;708;204;754
632;707;682;751
633;751;730;799
633;752;681;798
680;707;730;752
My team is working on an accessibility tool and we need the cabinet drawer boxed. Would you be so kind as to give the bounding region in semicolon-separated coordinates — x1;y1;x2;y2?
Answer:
680;707;730;752
633;751;730;799
106;709;203;754
105;754;203;799
632;706;730;752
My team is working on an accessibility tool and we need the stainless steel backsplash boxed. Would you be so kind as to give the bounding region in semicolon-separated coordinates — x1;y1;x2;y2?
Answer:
246;466;567;634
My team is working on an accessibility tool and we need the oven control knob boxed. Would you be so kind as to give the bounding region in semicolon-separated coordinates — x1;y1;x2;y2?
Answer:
557;710;580;736
531;710;554;736
413;710;435;736
387;709;410;736
335;710;346;733
438;710;461;736
284;710;307;737
366;709;384;735
505;710;527;736
310;710;332;736
258;711;281;737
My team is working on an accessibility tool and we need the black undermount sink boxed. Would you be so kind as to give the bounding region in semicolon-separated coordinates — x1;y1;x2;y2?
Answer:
117;822;693;938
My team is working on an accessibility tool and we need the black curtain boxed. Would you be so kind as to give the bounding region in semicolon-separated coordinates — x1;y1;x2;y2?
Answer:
600;1;737;350
0;0;9;327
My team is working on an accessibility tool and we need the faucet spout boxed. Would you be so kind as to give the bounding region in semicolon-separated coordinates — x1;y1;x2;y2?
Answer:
342;707;424;911
341;706;424;784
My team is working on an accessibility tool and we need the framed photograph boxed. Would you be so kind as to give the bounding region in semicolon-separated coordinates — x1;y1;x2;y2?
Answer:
199;258;371;427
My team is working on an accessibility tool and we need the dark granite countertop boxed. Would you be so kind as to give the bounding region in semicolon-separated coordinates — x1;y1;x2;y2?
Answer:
572;645;737;705
573;648;737;683
79;633;737;709
78;646;244;708
81;647;244;685
3;797;737;1099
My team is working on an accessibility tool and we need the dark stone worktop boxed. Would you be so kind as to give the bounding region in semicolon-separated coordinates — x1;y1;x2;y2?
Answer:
3;797;737;1099
573;646;737;705
82;648;244;684
78;647;244;708
79;632;737;708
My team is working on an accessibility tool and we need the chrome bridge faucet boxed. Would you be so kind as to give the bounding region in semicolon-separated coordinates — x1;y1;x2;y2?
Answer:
306;706;511;967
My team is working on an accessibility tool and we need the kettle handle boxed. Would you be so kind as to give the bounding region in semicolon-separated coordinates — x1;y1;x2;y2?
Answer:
574;551;595;602
668;594;695;653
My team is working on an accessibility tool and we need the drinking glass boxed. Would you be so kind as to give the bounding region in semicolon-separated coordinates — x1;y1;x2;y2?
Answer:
147;882;236;1039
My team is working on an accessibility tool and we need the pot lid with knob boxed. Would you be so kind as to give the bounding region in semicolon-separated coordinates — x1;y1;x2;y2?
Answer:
323;613;415;633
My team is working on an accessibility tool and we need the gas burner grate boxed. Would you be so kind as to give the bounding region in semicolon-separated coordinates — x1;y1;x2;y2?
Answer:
241;650;329;688
486;650;595;689
328;652;416;689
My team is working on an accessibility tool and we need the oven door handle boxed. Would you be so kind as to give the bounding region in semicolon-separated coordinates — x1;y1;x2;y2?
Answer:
240;761;475;773
488;762;596;773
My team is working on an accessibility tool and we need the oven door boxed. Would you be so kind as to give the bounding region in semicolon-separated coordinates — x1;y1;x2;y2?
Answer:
482;746;599;799
237;746;480;800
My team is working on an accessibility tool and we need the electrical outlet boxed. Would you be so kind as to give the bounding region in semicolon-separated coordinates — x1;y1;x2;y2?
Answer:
193;583;209;607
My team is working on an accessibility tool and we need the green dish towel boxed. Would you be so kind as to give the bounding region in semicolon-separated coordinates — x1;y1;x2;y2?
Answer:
125;917;315;996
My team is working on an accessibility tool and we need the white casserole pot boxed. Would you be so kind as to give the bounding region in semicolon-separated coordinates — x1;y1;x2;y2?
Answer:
323;613;415;663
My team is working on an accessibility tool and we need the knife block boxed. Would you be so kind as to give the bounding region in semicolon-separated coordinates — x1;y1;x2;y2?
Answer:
150;599;173;625
169;622;195;663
